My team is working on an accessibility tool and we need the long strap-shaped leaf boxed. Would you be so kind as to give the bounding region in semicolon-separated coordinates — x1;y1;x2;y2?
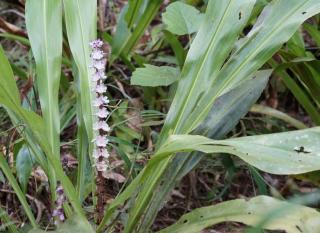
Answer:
0;46;88;223
112;1;320;232
122;1;256;232
25;0;63;200
158;0;255;144
138;71;270;231
158;195;320;233
111;0;162;62
98;127;320;232
63;0;96;141
63;0;97;200
0;152;37;228
186;0;320;133
153;128;320;175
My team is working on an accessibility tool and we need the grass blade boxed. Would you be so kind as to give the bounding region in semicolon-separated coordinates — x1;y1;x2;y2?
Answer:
111;0;162;62
0;46;86;221
0;152;37;228
250;104;307;129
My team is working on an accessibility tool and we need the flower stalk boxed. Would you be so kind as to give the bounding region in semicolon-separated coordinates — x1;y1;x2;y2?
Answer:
52;184;66;224
90;39;110;223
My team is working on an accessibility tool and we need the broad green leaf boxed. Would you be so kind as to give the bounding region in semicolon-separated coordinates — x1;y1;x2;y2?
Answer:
162;2;204;35
0;46;86;220
159;0;256;143
131;65;179;86
26;0;62;158
63;0;97;201
100;129;320;232
28;215;94;233
63;0;96;142
16;144;35;193
186;0;320;132
26;0;62;200
158;196;320;233
155;128;320;175
187;0;320;132
138;71;271;230
124;1;257;232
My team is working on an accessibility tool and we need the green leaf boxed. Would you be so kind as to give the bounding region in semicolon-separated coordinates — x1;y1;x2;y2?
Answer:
26;0;62;157
123;2;257;232
26;0;63;200
0;46;86;220
0;152;37;228
162;2;204;35
0;46;20;107
137;71;271;231
28;215;94;233
63;0;96;142
63;0;97;202
158;196;320;233
163;30;187;68
131;65;180;87
186;0;320;133
125;0;144;28
304;23;320;46
270;59;320;125
250;104;307;129
159;0;256;142
16;145;35;193
155;127;320;175
111;0;162;61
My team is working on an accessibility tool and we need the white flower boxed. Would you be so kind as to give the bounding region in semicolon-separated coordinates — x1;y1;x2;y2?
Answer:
96;84;107;94
92;50;104;60
93;148;109;159
94;59;106;70
90;39;103;49
92;71;107;82
93;121;111;132
90;39;112;173
94;135;109;147
93;96;109;107
96;160;108;172
96;108;109;118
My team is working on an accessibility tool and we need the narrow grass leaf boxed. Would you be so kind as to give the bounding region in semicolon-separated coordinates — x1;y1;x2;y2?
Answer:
0;152;37;228
250;104;307;129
